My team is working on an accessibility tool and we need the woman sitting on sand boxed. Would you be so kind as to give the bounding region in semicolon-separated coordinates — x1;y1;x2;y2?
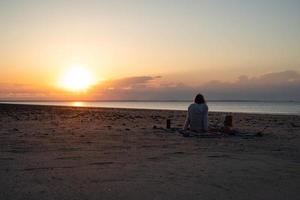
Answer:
183;94;208;133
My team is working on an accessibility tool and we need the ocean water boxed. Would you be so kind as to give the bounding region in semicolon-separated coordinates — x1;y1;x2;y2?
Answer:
1;101;300;115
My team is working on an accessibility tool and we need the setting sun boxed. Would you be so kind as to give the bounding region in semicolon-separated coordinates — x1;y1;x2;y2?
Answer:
59;65;96;92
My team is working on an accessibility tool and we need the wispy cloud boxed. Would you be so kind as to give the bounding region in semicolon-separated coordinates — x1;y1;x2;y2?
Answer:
98;76;161;90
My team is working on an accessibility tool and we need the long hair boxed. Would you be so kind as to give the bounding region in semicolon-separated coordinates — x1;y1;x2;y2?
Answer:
194;93;206;104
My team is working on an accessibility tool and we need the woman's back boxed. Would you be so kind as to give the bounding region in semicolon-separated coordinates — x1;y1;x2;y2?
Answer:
184;103;208;131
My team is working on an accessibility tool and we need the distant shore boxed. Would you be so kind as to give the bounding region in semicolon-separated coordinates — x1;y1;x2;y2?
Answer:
0;104;300;200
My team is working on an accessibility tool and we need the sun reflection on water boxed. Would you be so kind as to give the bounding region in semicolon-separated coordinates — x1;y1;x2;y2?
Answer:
71;102;85;107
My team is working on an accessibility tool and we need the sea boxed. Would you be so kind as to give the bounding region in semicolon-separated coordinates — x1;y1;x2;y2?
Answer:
1;101;300;115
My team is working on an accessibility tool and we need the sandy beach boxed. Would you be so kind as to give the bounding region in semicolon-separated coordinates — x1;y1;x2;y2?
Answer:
0;103;300;200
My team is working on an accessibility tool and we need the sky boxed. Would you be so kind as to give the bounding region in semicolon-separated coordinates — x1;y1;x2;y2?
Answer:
0;0;300;100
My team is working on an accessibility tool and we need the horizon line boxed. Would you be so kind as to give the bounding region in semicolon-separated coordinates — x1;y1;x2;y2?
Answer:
1;99;299;103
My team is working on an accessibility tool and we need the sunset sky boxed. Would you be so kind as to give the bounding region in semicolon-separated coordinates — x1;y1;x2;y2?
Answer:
1;0;300;100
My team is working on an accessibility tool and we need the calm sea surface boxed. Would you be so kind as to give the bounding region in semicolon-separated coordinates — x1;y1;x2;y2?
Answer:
1;101;300;115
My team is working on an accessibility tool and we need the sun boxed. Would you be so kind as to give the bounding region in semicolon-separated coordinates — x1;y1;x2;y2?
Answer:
59;65;96;92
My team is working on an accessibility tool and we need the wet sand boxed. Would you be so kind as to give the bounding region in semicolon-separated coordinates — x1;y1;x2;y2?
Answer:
0;103;300;200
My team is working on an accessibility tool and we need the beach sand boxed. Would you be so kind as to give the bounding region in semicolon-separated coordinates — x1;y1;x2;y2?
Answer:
0;104;300;200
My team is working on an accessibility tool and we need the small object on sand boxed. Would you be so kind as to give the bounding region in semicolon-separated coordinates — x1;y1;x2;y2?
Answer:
291;123;299;128
222;126;235;135
256;132;263;137
222;115;235;135
182;131;190;137
224;115;233;127
166;119;171;129
178;129;190;137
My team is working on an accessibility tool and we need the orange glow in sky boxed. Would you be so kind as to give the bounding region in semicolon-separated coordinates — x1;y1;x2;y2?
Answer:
0;1;299;100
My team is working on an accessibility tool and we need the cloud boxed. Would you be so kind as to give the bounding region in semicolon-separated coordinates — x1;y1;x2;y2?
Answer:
0;83;76;100
1;70;299;101
91;70;300;101
0;83;46;100
98;76;161;90
90;76;163;100
201;70;300;100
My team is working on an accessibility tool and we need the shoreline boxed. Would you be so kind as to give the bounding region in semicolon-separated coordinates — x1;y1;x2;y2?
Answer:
1;102;299;117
